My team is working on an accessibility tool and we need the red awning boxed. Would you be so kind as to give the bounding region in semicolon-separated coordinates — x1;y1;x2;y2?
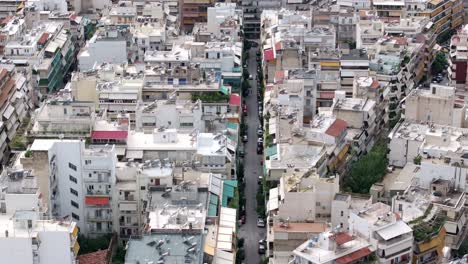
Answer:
229;93;241;106
320;91;335;99
264;49;275;61
85;196;110;206
275;71;285;84
336;247;371;264
91;131;128;140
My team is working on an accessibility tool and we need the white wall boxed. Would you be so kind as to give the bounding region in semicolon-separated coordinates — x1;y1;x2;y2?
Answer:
38;231;73;264
5;193;38;215
78;39;127;71
49;141;86;230
0;237;33;264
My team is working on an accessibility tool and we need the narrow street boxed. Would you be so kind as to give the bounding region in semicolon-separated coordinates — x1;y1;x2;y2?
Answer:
238;46;264;264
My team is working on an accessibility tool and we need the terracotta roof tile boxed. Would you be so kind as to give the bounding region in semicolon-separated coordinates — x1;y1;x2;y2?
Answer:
325;119;347;138
77;249;109;264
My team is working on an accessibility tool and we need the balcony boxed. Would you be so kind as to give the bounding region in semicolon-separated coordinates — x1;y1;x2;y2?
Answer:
87;214;113;222
87;189;111;196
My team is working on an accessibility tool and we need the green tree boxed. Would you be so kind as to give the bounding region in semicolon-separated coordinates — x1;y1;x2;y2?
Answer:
431;52;447;74
344;142;389;194
413;155;422;165
77;234;112;255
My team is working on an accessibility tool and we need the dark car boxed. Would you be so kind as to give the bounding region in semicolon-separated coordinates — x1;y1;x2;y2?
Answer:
258;244;265;254
257;146;263;154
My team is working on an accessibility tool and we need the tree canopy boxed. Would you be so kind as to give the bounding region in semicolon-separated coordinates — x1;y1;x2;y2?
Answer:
344;142;388;194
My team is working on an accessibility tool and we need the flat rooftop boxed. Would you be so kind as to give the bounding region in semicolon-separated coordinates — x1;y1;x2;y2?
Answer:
125;233;203;264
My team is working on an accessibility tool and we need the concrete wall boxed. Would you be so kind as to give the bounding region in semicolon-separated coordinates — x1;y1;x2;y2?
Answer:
0;237;33;264
38;231;72;264
78;40;127;71
21;151;50;207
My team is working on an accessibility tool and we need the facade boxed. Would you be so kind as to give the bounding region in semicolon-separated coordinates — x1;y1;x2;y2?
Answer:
48;140;117;236
0;167;79;264
78;27;127;71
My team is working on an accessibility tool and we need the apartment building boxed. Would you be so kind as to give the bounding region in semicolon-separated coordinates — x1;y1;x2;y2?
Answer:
340;50;369;97
0;0;24;19
31;88;95;138
405;84;466;127
0;65;31;163
372;0;405;19
312;5;357;43
349;202;413;264
449;24;468;95
293;231;373;264
388;121;468;168
331;92;377;155
393;185;447;263
269;222;328;263
180;0;214;30
369;36;424;124
78;27;128;71
354;76;389;131
47;140;117;236
0;168;80;264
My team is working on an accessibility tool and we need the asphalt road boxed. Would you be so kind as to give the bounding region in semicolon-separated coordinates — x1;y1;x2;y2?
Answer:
238;46;264;264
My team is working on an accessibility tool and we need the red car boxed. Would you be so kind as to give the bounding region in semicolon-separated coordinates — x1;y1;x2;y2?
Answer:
242;105;247;115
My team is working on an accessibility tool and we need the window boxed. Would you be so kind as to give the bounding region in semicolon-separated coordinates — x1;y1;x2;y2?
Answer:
69;175;77;184
398;204;403;211
71;200;79;208
68;163;77;171
70;188;78;196
85;160;91;165
340;211;344;217
140;186;146;190
97;222;102;231
72;213;79;220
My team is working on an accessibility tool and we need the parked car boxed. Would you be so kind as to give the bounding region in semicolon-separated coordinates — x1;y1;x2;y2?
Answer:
249;74;253;80
242;135;248;142
257;128;263;136
257;218;266;228
258;175;263;184
258;244;266;254
238;149;245;157
259;239;266;246
251;42;259;48
257;146;263;154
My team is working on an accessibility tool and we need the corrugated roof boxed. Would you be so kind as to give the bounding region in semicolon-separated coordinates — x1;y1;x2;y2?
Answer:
336;247;371;264
222;180;237;207
265;145;278;158
325;119;347;138
85;196;110;205
37;33;49;45
208;194;219;217
91;131;128;140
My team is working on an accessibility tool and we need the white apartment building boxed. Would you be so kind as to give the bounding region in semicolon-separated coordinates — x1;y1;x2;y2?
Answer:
31;89;95;138
78;27;128;71
0;168;79;264
25;0;67;12
135;99;204;133
405;84;465;127
349;202;413;264
47;140;117;236
331;91;377;154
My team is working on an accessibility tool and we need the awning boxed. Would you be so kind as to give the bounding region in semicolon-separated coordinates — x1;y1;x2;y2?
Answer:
336;247;371;264
220;85;230;95
85;196;110;205
91;130;128;140
3;105;14;119
229;94;241;106
376;220;412;240
126;150;143;159
264;49;275;61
